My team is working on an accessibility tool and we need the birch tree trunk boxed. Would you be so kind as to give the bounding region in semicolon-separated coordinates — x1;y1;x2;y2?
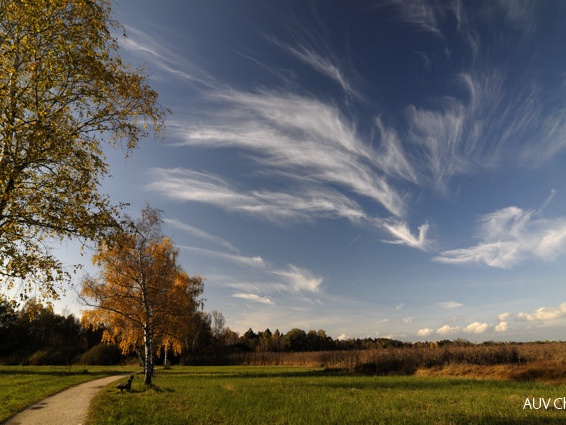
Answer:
144;328;154;385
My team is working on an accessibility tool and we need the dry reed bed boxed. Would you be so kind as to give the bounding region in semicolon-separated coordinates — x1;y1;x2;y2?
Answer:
225;342;566;380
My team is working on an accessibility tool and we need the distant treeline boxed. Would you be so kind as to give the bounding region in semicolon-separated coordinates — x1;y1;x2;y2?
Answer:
3;297;566;381
219;327;407;355
0;298;225;366
0;298;102;365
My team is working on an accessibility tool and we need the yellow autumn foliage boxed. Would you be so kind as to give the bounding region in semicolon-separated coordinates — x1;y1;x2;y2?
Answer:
81;206;203;384
0;0;167;300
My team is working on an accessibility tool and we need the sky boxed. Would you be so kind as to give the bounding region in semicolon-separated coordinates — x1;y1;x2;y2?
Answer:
54;0;566;342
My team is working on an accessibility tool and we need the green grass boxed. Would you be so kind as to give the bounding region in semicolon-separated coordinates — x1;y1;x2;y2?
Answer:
0;365;136;422
87;366;566;424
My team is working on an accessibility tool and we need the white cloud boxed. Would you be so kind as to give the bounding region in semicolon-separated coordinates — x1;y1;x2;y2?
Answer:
402;316;414;324
273;265;323;293
178;236;324;297
120;25;216;88
179;245;265;269
463;321;490;334
437;301;463;309
494;322;508;332
535;222;566;260
165;218;240;253
406;102;470;191
494;0;537;30
278;41;360;99
417;328;434;337
434;203;566;268
387;0;447;36
337;333;348;341
175;89;409;217
373;117;418;183
498;312;511;321
232;293;274;305
149;167;433;251
517;304;566;322
381;219;430;251
148;168;367;224
437;325;461;335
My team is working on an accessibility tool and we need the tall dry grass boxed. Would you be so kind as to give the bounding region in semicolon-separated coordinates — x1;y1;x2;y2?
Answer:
224;341;566;381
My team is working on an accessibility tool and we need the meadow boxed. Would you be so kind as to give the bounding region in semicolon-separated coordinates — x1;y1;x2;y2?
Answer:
4;343;566;424
86;366;566;425
0;365;136;422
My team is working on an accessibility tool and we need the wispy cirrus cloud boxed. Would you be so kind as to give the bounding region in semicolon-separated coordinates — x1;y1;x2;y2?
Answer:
437;301;463;309
403;71;517;191
120;25;217;88
233;293;274;305
136;3;563;264
272;265;323;293
380;219;430;251
148;168;367;224
174;89;410;217
179;246;265;269
388;0;536;37
491;0;538;31
148;168;430;251
384;0;450;36
174;228;325;296
274;40;361;99
165;218;240;253
434;201;566;268
229;263;324;296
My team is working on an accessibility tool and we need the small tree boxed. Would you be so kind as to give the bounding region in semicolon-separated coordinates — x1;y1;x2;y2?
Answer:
282;328;308;352
210;310;226;341
81;206;203;385
0;0;167;300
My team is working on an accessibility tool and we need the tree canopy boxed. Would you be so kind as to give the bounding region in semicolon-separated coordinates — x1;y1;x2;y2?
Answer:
0;0;167;300
81;206;204;385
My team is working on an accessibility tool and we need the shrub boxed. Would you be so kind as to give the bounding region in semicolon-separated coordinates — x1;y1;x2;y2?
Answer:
28;348;70;365
79;343;122;365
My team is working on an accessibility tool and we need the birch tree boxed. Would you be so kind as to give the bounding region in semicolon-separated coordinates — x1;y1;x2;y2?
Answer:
81;207;203;385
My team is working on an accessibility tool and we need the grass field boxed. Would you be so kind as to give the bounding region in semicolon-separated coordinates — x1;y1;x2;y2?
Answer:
86;366;566;424
0;365;136;423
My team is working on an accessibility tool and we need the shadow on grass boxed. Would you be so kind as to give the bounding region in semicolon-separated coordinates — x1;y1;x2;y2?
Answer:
122;384;176;394
166;368;430;379
0;367;129;377
157;368;513;392
164;368;341;378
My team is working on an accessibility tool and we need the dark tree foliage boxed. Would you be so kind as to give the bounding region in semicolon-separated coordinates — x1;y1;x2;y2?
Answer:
0;297;106;365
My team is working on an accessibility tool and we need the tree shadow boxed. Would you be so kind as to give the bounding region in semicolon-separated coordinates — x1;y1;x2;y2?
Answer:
123;384;175;394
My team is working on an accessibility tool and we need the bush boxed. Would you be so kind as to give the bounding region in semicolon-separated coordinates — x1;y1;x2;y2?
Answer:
28;348;70;365
79;343;122;365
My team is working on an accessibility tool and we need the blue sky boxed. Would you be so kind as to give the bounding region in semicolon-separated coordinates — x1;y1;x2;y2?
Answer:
56;0;566;341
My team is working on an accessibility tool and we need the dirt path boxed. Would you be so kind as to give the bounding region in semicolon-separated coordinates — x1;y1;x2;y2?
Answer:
4;375;127;425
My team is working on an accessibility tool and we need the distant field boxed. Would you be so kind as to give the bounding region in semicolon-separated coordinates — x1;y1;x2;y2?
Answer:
0;365;136;423
87;366;566;425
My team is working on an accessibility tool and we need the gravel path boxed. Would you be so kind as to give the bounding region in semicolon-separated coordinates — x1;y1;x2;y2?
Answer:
4;375;127;425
